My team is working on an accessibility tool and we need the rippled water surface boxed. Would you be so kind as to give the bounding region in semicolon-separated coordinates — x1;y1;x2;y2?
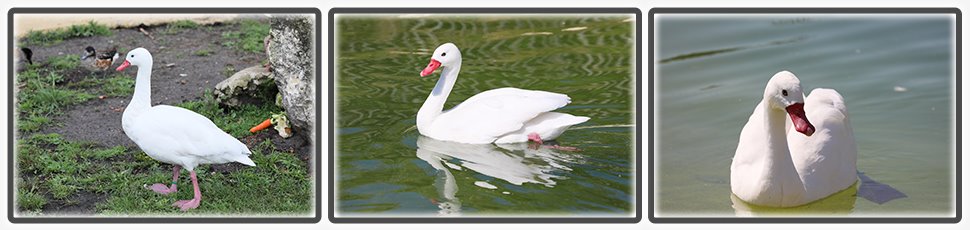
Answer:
336;15;636;216
655;14;955;217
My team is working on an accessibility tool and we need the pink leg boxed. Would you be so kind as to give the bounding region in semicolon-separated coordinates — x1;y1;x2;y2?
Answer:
527;133;544;145
173;170;202;211
147;165;180;195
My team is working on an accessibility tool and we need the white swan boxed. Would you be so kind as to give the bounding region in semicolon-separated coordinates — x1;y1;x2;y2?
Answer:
116;48;256;211
416;43;590;144
730;70;857;207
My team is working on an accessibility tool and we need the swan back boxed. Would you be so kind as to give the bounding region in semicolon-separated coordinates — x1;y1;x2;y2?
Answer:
424;87;571;143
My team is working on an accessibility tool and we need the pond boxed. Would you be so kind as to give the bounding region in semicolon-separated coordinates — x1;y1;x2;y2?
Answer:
654;14;955;217
335;15;637;217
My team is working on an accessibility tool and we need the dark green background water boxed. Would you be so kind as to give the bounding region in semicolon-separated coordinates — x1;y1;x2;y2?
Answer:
656;15;955;217
335;15;636;217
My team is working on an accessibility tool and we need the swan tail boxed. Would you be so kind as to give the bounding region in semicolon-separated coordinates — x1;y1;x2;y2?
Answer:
234;154;256;166
232;138;256;166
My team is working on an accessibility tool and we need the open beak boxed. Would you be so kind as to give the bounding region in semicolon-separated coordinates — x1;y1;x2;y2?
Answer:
420;59;442;77
115;60;131;71
785;102;815;136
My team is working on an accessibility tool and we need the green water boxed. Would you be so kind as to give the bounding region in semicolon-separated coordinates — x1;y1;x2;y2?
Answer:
335;15;636;216
655;15;955;217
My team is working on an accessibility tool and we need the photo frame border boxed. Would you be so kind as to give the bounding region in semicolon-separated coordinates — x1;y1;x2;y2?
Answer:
648;7;962;224
328;7;642;224
6;7;323;224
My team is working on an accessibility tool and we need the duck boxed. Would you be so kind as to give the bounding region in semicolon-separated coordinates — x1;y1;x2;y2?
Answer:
15;47;33;72
116;47;255;211
81;46;119;72
20;47;33;65
416;43;590;145
730;70;857;207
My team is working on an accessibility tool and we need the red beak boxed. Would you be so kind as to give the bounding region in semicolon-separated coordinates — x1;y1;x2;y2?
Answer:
420;59;442;77
116;60;131;71
785;103;815;136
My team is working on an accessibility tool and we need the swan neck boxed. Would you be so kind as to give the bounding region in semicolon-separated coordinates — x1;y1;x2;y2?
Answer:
127;63;153;111
763;106;790;157
760;104;807;204
417;60;460;130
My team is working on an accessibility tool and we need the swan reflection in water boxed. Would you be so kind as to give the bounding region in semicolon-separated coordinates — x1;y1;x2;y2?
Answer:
730;182;858;217
415;136;580;216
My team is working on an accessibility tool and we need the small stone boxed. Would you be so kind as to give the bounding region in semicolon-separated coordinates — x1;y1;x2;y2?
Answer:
213;65;274;108
166;63;176;67
98;95;106;99
179;73;188;77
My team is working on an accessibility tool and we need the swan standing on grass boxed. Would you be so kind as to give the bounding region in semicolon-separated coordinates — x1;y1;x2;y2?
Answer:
416;43;589;146
731;70;857;207
116;48;256;211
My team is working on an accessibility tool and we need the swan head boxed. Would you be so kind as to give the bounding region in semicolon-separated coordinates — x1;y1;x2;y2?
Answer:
115;47;153;71
420;43;461;77
764;70;815;136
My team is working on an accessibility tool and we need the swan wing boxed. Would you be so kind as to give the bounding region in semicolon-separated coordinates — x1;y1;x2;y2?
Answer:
788;88;858;201
431;87;571;143
126;105;254;168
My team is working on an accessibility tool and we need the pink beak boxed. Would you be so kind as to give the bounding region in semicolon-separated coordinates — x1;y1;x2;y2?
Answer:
785;103;815;136
420;59;442;77
116;60;131;71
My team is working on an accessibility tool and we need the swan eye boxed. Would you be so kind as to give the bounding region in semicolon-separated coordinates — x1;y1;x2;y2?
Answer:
441;53;446;57
782;90;789;96
130;55;135;58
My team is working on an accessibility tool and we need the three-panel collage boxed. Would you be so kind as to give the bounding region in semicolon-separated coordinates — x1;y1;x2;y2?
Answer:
2;4;962;228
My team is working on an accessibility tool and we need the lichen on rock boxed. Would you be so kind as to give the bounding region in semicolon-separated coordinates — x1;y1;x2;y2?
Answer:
268;15;314;141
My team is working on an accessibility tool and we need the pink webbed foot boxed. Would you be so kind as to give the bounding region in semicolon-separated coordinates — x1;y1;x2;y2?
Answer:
172;170;204;211
527;133;544;145
173;198;201;211
148;165;181;195
527;133;544;150
146;183;177;195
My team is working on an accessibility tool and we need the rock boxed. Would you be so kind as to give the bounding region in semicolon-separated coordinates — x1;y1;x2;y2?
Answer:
268;16;314;140
213;65;276;108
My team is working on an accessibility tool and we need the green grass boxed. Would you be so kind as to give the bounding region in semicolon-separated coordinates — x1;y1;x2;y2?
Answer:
69;73;135;97
221;19;270;53
17;187;47;211
46;55;80;70
177;91;280;137
164;20;200;34
193;49;212;57
16;59;96;133
21;21;112;47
